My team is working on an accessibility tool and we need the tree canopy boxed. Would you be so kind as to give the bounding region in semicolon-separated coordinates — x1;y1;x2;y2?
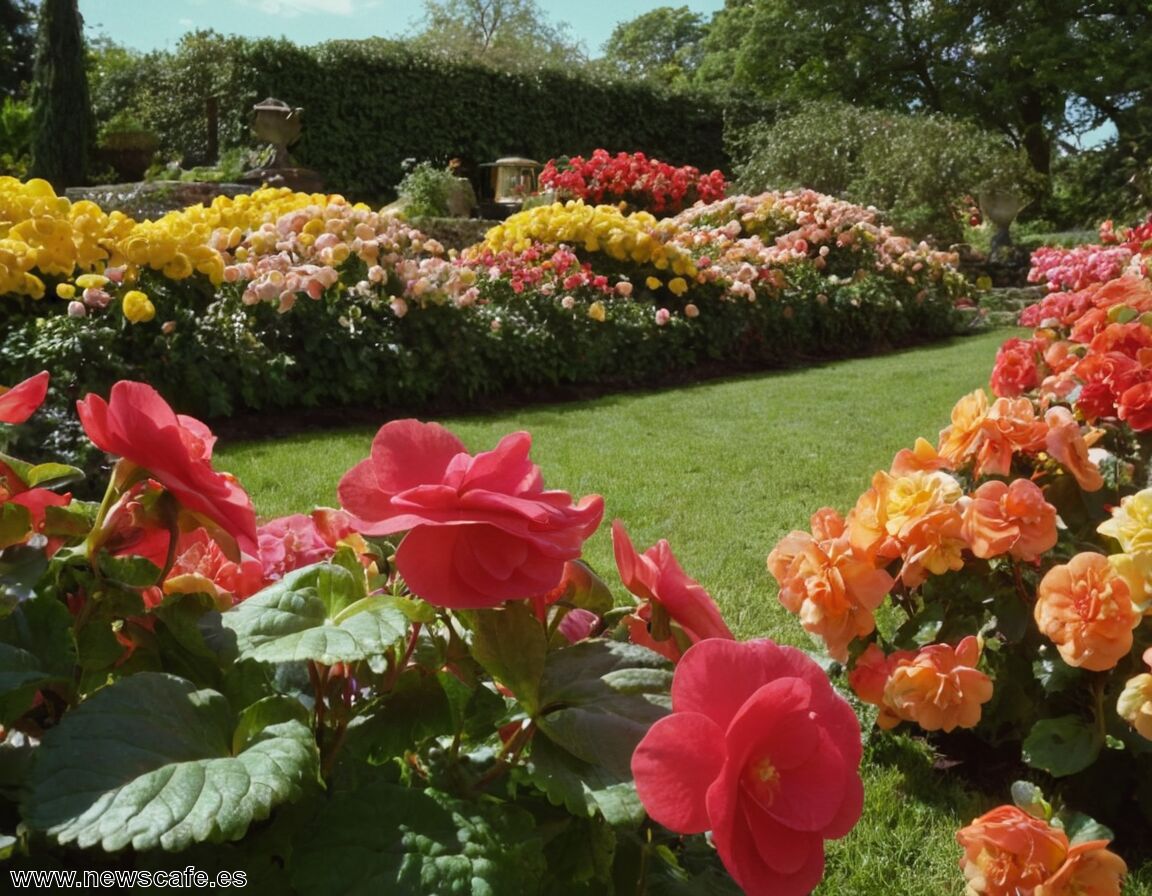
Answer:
0;0;35;98
598;6;706;88
28;0;93;188
408;0;586;70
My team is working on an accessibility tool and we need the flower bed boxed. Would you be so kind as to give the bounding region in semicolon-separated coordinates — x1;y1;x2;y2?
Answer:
0;372;866;893
770;229;1152;887
1;176;966;472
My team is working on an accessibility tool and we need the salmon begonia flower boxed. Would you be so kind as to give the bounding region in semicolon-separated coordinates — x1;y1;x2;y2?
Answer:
0;370;49;424
878;636;992;732
1043;406;1104;492
77;381;259;557
1116;647;1152;741
631;638;863;896
768;508;893;661
975;397;1049;478
1034;552;1140;671
163;529;265;607
847;642;915;720
990;337;1041;398
257;513;334;582
1098;488;1152;554
961;479;1058;562
338;419;603;608
1035;840;1128;896
956;806;1070;896
613;520;733;661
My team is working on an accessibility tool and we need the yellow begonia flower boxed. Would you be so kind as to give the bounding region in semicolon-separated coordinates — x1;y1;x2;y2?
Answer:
668;277;689;297
645;277;662;290
588;301;606;322
55;283;76;299
122;290;156;324
76;273;109;289
1100;489;1152;554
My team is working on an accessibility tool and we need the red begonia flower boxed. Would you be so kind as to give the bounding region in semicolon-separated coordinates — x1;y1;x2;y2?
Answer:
612;519;733;660
0;371;49;424
632;638;863;896
76;381;258;557
338;419;603;608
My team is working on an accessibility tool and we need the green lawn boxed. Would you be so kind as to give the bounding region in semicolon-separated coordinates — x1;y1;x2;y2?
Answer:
215;330;1151;895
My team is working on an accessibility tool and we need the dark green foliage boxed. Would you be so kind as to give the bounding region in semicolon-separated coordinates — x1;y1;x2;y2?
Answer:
28;0;94;189
87;32;737;199
0;0;34;99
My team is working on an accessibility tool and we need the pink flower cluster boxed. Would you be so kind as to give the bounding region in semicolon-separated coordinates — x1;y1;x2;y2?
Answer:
222;199;473;313
539;149;727;216
1027;243;1136;292
672;191;959;290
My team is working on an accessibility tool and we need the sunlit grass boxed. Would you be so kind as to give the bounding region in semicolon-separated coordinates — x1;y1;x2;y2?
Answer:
214;329;1152;894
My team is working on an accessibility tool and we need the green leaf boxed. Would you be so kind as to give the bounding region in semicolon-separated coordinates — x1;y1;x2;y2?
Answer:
1022;716;1103;777
0;504;32;550
536;640;672;777
221;564;406;665
42;502;96;540
96;553;162;588
1010;780;1051;820
232;695;311;754
526;734;646;826
25;672;319;852
290;783;545;896
469;601;548;713
0;545;48;616
0;594;75;723
0;452;84;490
1055;809;1114;846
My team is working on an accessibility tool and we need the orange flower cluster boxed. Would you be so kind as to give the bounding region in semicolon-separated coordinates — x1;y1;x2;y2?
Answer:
956;805;1126;896
849;636;993;732
768;508;894;661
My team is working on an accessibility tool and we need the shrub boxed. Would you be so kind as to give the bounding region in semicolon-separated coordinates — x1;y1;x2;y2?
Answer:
728;100;1037;244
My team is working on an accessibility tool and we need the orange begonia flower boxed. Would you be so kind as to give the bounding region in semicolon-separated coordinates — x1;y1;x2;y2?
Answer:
962;478;1058;562
1034;840;1127;896
956;805;1068;896
881;636;993;732
769;508;894;661
1044;406;1104;492
974;397;1049;479
1035;552;1140;671
938;389;990;469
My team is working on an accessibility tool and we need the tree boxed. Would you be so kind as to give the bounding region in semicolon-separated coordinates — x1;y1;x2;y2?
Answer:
0;0;35;99
408;0;586;71
598;6;706;88
695;0;1152;180
28;0;94;188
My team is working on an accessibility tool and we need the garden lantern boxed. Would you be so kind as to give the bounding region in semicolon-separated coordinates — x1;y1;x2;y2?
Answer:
478;157;542;218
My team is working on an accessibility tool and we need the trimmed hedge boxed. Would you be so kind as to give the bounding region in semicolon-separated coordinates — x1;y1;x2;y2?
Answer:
92;34;737;200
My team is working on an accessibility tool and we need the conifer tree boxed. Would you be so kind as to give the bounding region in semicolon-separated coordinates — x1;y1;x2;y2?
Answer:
29;0;93;188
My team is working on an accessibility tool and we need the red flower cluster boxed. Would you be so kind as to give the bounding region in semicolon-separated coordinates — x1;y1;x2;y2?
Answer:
539;149;727;216
465;244;613;296
997;276;1152;429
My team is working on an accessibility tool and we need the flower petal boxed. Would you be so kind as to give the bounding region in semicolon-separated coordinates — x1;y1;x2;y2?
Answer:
631;712;725;833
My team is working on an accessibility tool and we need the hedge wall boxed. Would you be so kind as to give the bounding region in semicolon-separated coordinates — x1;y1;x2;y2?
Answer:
92;33;735;201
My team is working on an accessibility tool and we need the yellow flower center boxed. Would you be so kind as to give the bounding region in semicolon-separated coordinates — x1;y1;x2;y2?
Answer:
742;755;780;808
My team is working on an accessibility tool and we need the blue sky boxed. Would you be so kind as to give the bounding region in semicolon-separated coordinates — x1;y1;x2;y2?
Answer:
77;0;726;56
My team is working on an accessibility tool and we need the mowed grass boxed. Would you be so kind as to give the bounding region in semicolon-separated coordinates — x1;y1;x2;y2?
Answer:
216;330;1152;894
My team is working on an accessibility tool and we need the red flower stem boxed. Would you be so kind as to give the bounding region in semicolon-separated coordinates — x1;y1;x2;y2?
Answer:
308;660;326;732
475;720;536;791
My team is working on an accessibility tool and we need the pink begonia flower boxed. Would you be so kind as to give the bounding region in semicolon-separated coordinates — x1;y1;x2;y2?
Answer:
0;371;49;424
258;513;334;581
632;638;863;896
612;520;733;661
338;420;603;608
77;381;258;558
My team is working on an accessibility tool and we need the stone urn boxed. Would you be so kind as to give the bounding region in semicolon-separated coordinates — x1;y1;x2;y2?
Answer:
978;188;1026;255
98;130;160;183
250;97;302;168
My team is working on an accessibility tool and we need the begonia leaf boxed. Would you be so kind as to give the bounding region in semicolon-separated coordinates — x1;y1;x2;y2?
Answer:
289;782;545;895
536;639;672;777
0;594;74;723
96;553;162;588
468;601;547;714
1056;809;1114;846
525;733;646;826
1022;715;1102;777
0;504;32;551
24;672;318;852
0;452;84;490
222;563;406;665
0;544;48;616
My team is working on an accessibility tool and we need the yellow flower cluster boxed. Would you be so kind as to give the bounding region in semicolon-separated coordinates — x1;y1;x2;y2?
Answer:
0;177;135;298
481;201;698;278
